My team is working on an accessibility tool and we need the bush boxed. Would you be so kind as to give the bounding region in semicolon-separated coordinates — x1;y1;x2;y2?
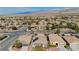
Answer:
55;28;60;34
13;40;22;48
12;27;17;30
64;45;69;49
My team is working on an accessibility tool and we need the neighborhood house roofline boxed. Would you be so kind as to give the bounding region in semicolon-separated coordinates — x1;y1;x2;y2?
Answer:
63;36;79;43
18;34;31;44
49;34;66;44
33;34;48;44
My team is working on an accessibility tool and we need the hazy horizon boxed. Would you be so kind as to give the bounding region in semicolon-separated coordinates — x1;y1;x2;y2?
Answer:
0;7;65;15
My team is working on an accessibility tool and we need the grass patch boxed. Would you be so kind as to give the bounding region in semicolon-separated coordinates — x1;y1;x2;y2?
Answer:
64;45;69;49
32;46;45;51
0;35;7;41
49;45;57;47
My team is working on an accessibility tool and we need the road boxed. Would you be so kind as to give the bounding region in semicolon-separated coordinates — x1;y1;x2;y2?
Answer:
0;34;18;51
0;26;27;51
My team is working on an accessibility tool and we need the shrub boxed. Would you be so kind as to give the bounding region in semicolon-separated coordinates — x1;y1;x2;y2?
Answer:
64;45;69;49
13;40;22;48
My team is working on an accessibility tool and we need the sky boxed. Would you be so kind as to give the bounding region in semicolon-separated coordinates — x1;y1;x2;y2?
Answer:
0;7;64;15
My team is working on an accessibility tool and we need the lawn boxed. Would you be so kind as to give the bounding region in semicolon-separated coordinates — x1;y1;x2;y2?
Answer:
64;45;69;49
0;35;7;41
32;46;45;51
49;45;57;47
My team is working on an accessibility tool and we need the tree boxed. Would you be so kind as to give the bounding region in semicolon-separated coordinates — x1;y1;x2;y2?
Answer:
55;28;60;35
51;23;58;30
46;25;49;30
13;40;22;48
12;26;17;30
67;22;79;33
73;24;79;33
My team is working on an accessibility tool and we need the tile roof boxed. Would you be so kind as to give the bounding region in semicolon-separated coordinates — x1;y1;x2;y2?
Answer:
33;34;48;44
18;34;31;44
63;35;79;43
49;34;66;44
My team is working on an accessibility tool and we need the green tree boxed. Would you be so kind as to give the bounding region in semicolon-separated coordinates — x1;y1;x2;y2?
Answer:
55;28;60;35
13;40;22;48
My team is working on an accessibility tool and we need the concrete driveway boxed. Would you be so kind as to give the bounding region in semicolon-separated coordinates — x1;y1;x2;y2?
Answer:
70;43;79;51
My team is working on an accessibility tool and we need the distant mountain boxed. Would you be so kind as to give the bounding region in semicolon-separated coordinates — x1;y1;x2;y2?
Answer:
16;11;33;14
60;7;79;13
15;9;55;14
14;7;79;16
